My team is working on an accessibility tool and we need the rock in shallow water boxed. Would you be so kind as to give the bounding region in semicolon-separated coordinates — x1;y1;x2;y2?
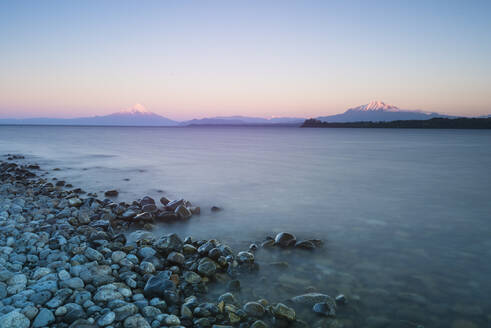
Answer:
313;302;336;317
295;240;316;250
272;303;296;321
243;302;265;317
291;293;335;306
104;190;118;197
274;232;296;247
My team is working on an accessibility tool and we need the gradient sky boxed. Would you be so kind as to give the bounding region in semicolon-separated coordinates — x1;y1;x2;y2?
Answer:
1;0;490;120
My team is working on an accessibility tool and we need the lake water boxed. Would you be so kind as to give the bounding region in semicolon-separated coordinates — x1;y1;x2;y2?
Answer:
1;125;491;327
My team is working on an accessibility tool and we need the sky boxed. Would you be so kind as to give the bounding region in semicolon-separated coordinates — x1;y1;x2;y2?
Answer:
0;0;490;120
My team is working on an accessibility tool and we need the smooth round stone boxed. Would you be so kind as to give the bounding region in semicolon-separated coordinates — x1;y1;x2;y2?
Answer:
0;310;30;328
111;251;127;264
58;270;71;281
140;261;156;274
61;277;85;289
243;302;265;317
272;303;296;321
97;311;115;327
167;252;185;265
313;302;336;317
181;304;193;319
197;258;216;277
32;308;55;328
21;305;39;320
237;251;254;263
183;271;201;284
291;293;334;306
137;247;156;259
274;232;296;247
55;306;67;316
294;240;315;250
164;314;181;326
123;314;151;328
250;320;268;328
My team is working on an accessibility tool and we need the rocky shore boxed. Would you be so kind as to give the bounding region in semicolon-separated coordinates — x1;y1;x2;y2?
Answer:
0;156;343;328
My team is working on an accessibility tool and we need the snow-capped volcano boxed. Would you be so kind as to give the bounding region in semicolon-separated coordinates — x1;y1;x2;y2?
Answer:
117;103;154;115
351;101;400;112
317;101;452;123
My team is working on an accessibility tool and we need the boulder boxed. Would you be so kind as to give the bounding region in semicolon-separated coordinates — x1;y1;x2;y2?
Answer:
274;232;296;247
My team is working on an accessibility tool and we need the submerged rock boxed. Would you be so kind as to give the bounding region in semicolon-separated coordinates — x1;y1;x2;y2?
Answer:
295;240;316;250
313;302;336;317
272;303;296;321
291;293;335;306
104;190;119;197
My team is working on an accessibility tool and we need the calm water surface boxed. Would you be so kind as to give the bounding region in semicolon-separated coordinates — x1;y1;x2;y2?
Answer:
1;125;491;327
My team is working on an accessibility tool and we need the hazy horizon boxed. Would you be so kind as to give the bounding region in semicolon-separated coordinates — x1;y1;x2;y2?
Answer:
1;1;490;120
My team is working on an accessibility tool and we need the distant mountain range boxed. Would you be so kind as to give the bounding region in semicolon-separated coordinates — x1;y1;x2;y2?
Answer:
181;116;305;125
316;101;455;122
0;107;304;126
0;101;485;126
0;107;178;126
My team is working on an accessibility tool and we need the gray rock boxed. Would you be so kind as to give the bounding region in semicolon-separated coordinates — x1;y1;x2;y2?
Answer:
272;303;295;321
164;314;181;326
155;233;183;253
274;232;296;247
32;308;55;328
175;205;192;219
312;302;336;317
63;303;86;323
197;258;216;277
29;291;52;305
114;303;139;321
291;293;334;306
167;252;185;265
183;271;201;284
94;287;123;302
85;247;103;261
61;277;85;289
111;251;127;263
243;302;265;317
294;240;315;250
122;209;138;220
123;314;151;328
237;251;254;263
0;310;30;328
140;261;156;274
143;272;175;299
20;306;38;320
141;306;161;319
181;304;193;319
55;306;67;316
29;280;58;293
218;292;237;305
137;247;156;259
250;320;268;328
97;311;115;326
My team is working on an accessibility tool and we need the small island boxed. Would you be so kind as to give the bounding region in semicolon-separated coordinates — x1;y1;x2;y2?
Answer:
301;117;491;129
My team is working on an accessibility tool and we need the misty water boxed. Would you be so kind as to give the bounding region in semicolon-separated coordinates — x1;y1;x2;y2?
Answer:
1;125;491;327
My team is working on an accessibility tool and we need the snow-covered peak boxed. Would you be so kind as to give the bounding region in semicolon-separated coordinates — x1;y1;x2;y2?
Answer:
117;104;153;115
350;101;400;112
